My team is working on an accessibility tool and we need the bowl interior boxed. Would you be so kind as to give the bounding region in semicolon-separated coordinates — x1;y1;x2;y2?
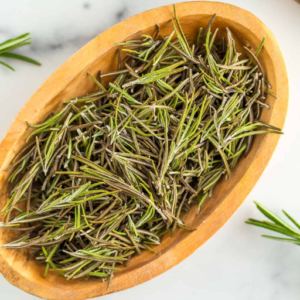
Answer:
0;12;277;296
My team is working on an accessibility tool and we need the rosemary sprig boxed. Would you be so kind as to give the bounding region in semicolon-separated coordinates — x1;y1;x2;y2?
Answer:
246;202;300;244
0;33;41;71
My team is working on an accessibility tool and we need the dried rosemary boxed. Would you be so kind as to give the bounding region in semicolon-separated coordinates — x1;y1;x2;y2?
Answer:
0;6;282;286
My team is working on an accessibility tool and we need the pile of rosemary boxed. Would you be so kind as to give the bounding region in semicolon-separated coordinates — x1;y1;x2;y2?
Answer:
0;7;282;285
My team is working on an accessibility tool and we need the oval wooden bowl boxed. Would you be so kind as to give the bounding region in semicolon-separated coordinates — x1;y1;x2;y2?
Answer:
0;2;288;299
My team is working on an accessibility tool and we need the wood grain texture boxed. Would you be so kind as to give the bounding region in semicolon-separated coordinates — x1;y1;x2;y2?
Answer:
0;2;288;299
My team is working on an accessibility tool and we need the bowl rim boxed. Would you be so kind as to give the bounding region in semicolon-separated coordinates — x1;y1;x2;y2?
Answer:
0;1;288;299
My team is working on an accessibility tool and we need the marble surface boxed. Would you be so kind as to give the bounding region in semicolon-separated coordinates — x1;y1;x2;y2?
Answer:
0;0;300;299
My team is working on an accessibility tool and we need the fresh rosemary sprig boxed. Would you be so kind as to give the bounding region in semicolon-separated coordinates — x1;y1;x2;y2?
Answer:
0;5;283;286
246;202;300;245
0;33;40;71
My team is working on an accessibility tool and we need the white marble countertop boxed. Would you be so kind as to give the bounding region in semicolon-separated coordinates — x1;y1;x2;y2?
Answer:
0;0;300;299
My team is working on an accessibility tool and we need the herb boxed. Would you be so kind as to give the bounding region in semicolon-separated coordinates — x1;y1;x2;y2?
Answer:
0;6;282;286
0;33;40;71
246;202;300;245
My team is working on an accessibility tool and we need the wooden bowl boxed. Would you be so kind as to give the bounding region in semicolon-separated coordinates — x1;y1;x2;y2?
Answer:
0;2;288;299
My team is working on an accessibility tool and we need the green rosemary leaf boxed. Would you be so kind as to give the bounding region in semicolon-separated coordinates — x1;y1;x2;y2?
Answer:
282;210;300;230
0;52;41;66
261;235;300;244
0;60;15;71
